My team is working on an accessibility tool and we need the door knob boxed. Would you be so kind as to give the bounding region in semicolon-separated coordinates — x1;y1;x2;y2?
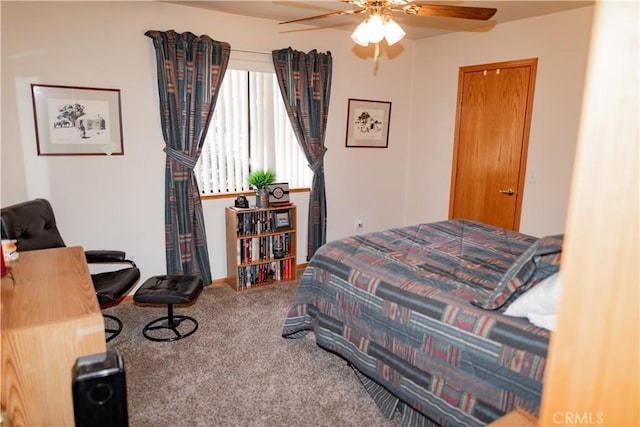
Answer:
499;188;516;196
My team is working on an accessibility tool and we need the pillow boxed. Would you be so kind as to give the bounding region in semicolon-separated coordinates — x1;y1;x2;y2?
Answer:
527;313;557;331
471;234;563;310
504;272;560;317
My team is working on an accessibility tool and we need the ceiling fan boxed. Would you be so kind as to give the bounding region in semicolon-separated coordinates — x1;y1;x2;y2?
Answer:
280;1;497;61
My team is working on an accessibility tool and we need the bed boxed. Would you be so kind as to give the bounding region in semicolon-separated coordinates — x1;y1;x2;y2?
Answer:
282;219;562;426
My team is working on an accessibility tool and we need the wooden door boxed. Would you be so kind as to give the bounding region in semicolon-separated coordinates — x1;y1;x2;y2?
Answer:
539;2;639;424
449;58;537;230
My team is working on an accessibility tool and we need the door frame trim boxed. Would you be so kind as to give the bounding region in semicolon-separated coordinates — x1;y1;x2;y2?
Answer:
448;57;538;231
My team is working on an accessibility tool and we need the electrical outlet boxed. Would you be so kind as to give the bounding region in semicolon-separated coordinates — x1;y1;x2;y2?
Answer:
355;220;363;232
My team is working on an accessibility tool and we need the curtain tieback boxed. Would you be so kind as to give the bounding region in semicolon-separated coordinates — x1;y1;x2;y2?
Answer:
164;146;197;170
308;147;328;172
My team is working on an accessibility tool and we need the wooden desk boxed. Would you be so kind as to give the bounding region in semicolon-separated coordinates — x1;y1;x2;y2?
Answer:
1;246;106;427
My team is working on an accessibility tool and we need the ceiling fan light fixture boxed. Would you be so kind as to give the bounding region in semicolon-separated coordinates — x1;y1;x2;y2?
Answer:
351;13;386;46
366;14;385;43
383;18;406;46
351;20;371;46
352;10;406;49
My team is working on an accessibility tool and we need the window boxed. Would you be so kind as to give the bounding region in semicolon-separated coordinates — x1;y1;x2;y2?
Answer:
195;56;311;195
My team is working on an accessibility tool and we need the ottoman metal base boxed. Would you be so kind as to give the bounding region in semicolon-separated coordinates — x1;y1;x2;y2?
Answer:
141;304;199;342
134;275;204;343
103;314;123;342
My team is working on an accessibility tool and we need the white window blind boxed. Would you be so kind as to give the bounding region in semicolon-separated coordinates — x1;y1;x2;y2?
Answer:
195;65;311;194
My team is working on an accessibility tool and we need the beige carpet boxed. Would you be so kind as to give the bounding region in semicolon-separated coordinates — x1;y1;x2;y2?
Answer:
105;281;401;427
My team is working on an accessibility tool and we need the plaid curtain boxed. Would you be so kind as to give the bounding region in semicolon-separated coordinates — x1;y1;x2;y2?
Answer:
272;48;332;260
146;30;230;284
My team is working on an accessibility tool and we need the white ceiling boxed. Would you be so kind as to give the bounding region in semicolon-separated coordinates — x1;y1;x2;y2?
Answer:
165;1;594;40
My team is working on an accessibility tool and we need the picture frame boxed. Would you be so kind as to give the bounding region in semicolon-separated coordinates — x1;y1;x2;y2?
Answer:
274;209;291;230
31;84;124;156
345;98;391;148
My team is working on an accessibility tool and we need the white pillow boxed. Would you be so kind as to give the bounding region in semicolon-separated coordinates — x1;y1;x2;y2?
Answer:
527;313;557;330
504;272;561;319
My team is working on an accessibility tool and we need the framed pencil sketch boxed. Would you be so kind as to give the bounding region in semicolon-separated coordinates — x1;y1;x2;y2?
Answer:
274;210;291;230
31;84;124;155
345;98;391;148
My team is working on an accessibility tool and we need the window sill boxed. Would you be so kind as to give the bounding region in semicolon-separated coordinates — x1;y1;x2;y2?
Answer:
200;187;310;201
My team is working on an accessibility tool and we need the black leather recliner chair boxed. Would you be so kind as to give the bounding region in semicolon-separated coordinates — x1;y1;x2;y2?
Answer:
1;198;140;341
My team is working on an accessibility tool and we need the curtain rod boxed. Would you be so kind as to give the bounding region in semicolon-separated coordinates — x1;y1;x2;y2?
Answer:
231;48;272;55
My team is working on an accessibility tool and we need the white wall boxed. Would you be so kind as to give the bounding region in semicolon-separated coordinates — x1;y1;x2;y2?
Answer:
0;1;414;282
1;3;594;285
405;7;594;237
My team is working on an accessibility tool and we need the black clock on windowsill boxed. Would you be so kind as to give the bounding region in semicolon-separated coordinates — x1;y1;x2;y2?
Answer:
234;195;249;208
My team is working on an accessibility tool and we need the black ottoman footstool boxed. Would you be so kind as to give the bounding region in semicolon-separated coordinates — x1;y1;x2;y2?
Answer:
133;275;203;342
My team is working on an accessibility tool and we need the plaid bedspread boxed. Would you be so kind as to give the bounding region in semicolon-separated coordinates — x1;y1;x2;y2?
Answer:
282;219;550;426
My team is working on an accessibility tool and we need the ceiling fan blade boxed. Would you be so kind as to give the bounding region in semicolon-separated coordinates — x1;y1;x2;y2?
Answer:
279;9;364;25
404;4;497;21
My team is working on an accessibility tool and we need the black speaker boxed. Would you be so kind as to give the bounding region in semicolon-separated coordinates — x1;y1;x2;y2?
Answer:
72;351;129;427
